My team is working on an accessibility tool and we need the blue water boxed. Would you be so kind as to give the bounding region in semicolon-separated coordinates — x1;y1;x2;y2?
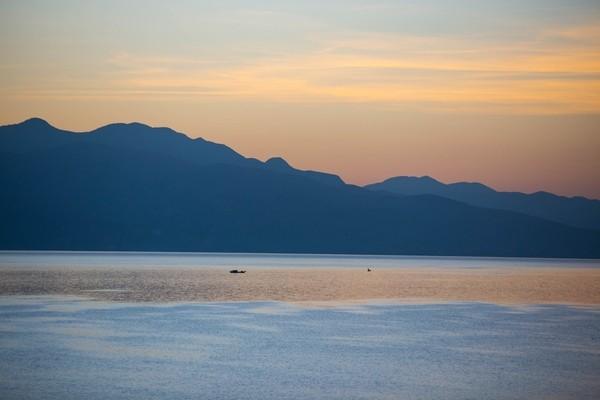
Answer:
1;251;599;269
1;296;599;399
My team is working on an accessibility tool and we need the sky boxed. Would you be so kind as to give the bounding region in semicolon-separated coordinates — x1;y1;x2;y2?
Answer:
1;0;599;198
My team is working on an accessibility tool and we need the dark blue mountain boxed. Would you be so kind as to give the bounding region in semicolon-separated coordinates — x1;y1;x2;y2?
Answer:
264;156;344;186
1;118;600;258
0;118;344;186
365;176;600;231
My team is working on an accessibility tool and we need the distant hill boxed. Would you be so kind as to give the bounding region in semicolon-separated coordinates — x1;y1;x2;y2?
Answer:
365;176;600;231
0;118;344;187
1;118;600;258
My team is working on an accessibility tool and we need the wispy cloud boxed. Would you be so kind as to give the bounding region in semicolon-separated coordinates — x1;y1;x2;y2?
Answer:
2;2;599;115
55;24;596;115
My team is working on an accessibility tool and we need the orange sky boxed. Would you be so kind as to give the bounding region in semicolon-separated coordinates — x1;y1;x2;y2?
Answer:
1;1;599;198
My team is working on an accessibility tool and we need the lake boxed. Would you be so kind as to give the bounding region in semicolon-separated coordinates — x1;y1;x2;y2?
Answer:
1;297;599;399
0;252;599;399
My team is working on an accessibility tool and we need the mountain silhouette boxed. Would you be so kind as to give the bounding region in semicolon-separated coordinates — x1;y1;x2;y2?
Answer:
366;176;600;231
1;118;344;186
264;156;344;186
1;118;600;258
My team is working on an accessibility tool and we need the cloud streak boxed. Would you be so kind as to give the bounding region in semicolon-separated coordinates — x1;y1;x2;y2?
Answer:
8;22;598;115
78;26;598;115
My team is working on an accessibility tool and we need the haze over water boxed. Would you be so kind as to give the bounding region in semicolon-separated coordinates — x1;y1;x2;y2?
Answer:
1;252;600;304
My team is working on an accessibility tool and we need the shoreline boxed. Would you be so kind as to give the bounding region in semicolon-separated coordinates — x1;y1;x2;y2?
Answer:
2;266;600;305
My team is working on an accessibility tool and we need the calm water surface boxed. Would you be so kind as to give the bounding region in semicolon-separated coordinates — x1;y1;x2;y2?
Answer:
1;252;599;399
0;297;599;400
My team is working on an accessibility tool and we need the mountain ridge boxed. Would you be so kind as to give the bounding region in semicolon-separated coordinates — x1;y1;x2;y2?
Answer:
1;118;599;258
1;117;344;186
366;176;600;231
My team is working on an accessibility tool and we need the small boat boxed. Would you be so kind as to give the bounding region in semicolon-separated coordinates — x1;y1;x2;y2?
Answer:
229;269;246;274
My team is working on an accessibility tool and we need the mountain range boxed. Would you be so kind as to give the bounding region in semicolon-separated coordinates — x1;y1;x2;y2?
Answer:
366;176;600;231
1;117;599;258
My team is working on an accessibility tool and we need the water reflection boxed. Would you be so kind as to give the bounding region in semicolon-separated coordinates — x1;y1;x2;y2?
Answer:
0;297;599;400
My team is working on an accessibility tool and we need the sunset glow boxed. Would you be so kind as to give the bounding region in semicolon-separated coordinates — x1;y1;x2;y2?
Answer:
1;0;599;197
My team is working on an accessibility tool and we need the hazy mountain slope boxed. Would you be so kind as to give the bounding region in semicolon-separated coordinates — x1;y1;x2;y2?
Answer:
0;118;344;186
366;176;600;231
